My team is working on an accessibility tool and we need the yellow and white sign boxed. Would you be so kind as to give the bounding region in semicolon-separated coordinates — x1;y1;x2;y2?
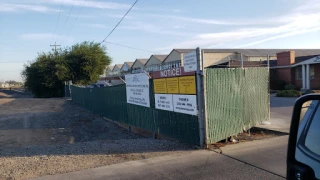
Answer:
166;77;179;94
153;79;167;94
178;76;196;94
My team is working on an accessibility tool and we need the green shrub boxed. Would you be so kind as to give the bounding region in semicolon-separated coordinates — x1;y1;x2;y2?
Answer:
284;84;296;90
276;90;302;97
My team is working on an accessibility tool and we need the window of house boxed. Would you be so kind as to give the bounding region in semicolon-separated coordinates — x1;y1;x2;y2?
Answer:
296;66;302;80
310;65;315;80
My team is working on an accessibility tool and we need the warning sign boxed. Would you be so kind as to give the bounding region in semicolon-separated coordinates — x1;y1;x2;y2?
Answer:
155;94;173;111
166;77;179;94
178;76;196;94
173;94;197;115
153;79;167;94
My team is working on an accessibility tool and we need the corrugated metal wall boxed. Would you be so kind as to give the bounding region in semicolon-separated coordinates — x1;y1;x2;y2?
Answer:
205;68;269;143
71;80;199;145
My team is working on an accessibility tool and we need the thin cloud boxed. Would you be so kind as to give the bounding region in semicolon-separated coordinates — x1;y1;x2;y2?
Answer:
0;3;60;13
44;0;131;10
120;22;192;36
154;11;320;51
238;26;320;48
86;23;109;29
150;14;238;25
20;33;69;41
70;14;95;19
295;0;320;12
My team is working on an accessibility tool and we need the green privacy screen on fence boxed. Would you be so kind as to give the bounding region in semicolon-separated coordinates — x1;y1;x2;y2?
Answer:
205;68;269;144
71;80;199;145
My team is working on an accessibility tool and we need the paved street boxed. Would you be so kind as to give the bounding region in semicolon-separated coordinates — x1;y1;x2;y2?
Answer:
32;150;283;180
224;95;295;178
221;135;288;177
256;94;296;133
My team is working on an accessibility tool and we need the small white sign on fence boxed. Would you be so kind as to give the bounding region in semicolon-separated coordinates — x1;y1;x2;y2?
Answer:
155;94;173;111
125;73;150;107
173;94;197;115
183;51;197;72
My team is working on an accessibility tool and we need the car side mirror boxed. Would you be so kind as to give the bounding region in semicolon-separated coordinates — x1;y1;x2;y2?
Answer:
287;94;320;180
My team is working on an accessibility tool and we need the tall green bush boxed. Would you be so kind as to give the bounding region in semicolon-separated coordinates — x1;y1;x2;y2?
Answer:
22;41;111;98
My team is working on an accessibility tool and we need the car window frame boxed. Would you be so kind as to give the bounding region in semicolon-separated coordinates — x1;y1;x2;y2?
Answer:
297;100;320;162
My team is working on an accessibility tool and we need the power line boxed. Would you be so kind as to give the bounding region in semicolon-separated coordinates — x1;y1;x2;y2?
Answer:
50;0;65;45
55;0;76;43
64;0;88;42
100;0;139;44
105;41;160;53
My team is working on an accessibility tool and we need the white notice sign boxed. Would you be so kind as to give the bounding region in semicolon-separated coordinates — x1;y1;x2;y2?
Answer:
155;94;173;111
125;73;150;107
183;51;197;72
173;94;197;115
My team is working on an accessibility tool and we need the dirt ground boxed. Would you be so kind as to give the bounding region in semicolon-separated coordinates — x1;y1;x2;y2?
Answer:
208;127;289;150
0;90;192;180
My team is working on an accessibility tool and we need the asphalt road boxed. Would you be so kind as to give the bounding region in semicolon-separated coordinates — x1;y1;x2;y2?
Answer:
221;135;288;178
32;150;284;180
256;95;296;133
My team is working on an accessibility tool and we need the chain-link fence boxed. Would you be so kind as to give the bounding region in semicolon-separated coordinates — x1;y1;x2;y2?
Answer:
205;68;269;143
71;80;199;145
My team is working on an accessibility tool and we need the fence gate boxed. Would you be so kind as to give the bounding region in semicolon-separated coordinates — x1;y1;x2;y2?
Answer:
205;68;269;144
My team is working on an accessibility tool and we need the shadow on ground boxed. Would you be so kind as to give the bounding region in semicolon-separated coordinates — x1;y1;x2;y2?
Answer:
0;89;32;98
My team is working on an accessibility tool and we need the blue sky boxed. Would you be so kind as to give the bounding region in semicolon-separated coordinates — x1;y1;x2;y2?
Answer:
0;0;320;81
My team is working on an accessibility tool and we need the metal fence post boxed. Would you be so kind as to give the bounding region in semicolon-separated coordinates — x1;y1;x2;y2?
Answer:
267;55;270;120
201;50;208;147
196;47;205;148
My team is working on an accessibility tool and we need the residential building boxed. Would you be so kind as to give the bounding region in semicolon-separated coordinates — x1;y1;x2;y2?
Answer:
106;65;114;76
145;54;167;72
131;58;148;73
120;62;134;74
111;64;122;75
161;49;308;70
270;50;320;90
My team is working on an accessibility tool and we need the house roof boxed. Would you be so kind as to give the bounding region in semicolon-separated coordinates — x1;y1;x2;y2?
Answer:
265;53;320;67
153;55;167;62
115;64;122;68
124;62;134;67
175;49;195;53
173;49;320;57
295;55;320;63
112;64;122;71
145;54;168;66
296;56;320;65
108;65;114;70
136;58;148;65
131;58;149;68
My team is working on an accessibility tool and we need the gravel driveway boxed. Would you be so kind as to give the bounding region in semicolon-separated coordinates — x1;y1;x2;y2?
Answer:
0;91;192;180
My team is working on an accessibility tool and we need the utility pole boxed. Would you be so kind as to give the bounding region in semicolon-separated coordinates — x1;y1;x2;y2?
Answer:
50;42;61;52
196;47;205;148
